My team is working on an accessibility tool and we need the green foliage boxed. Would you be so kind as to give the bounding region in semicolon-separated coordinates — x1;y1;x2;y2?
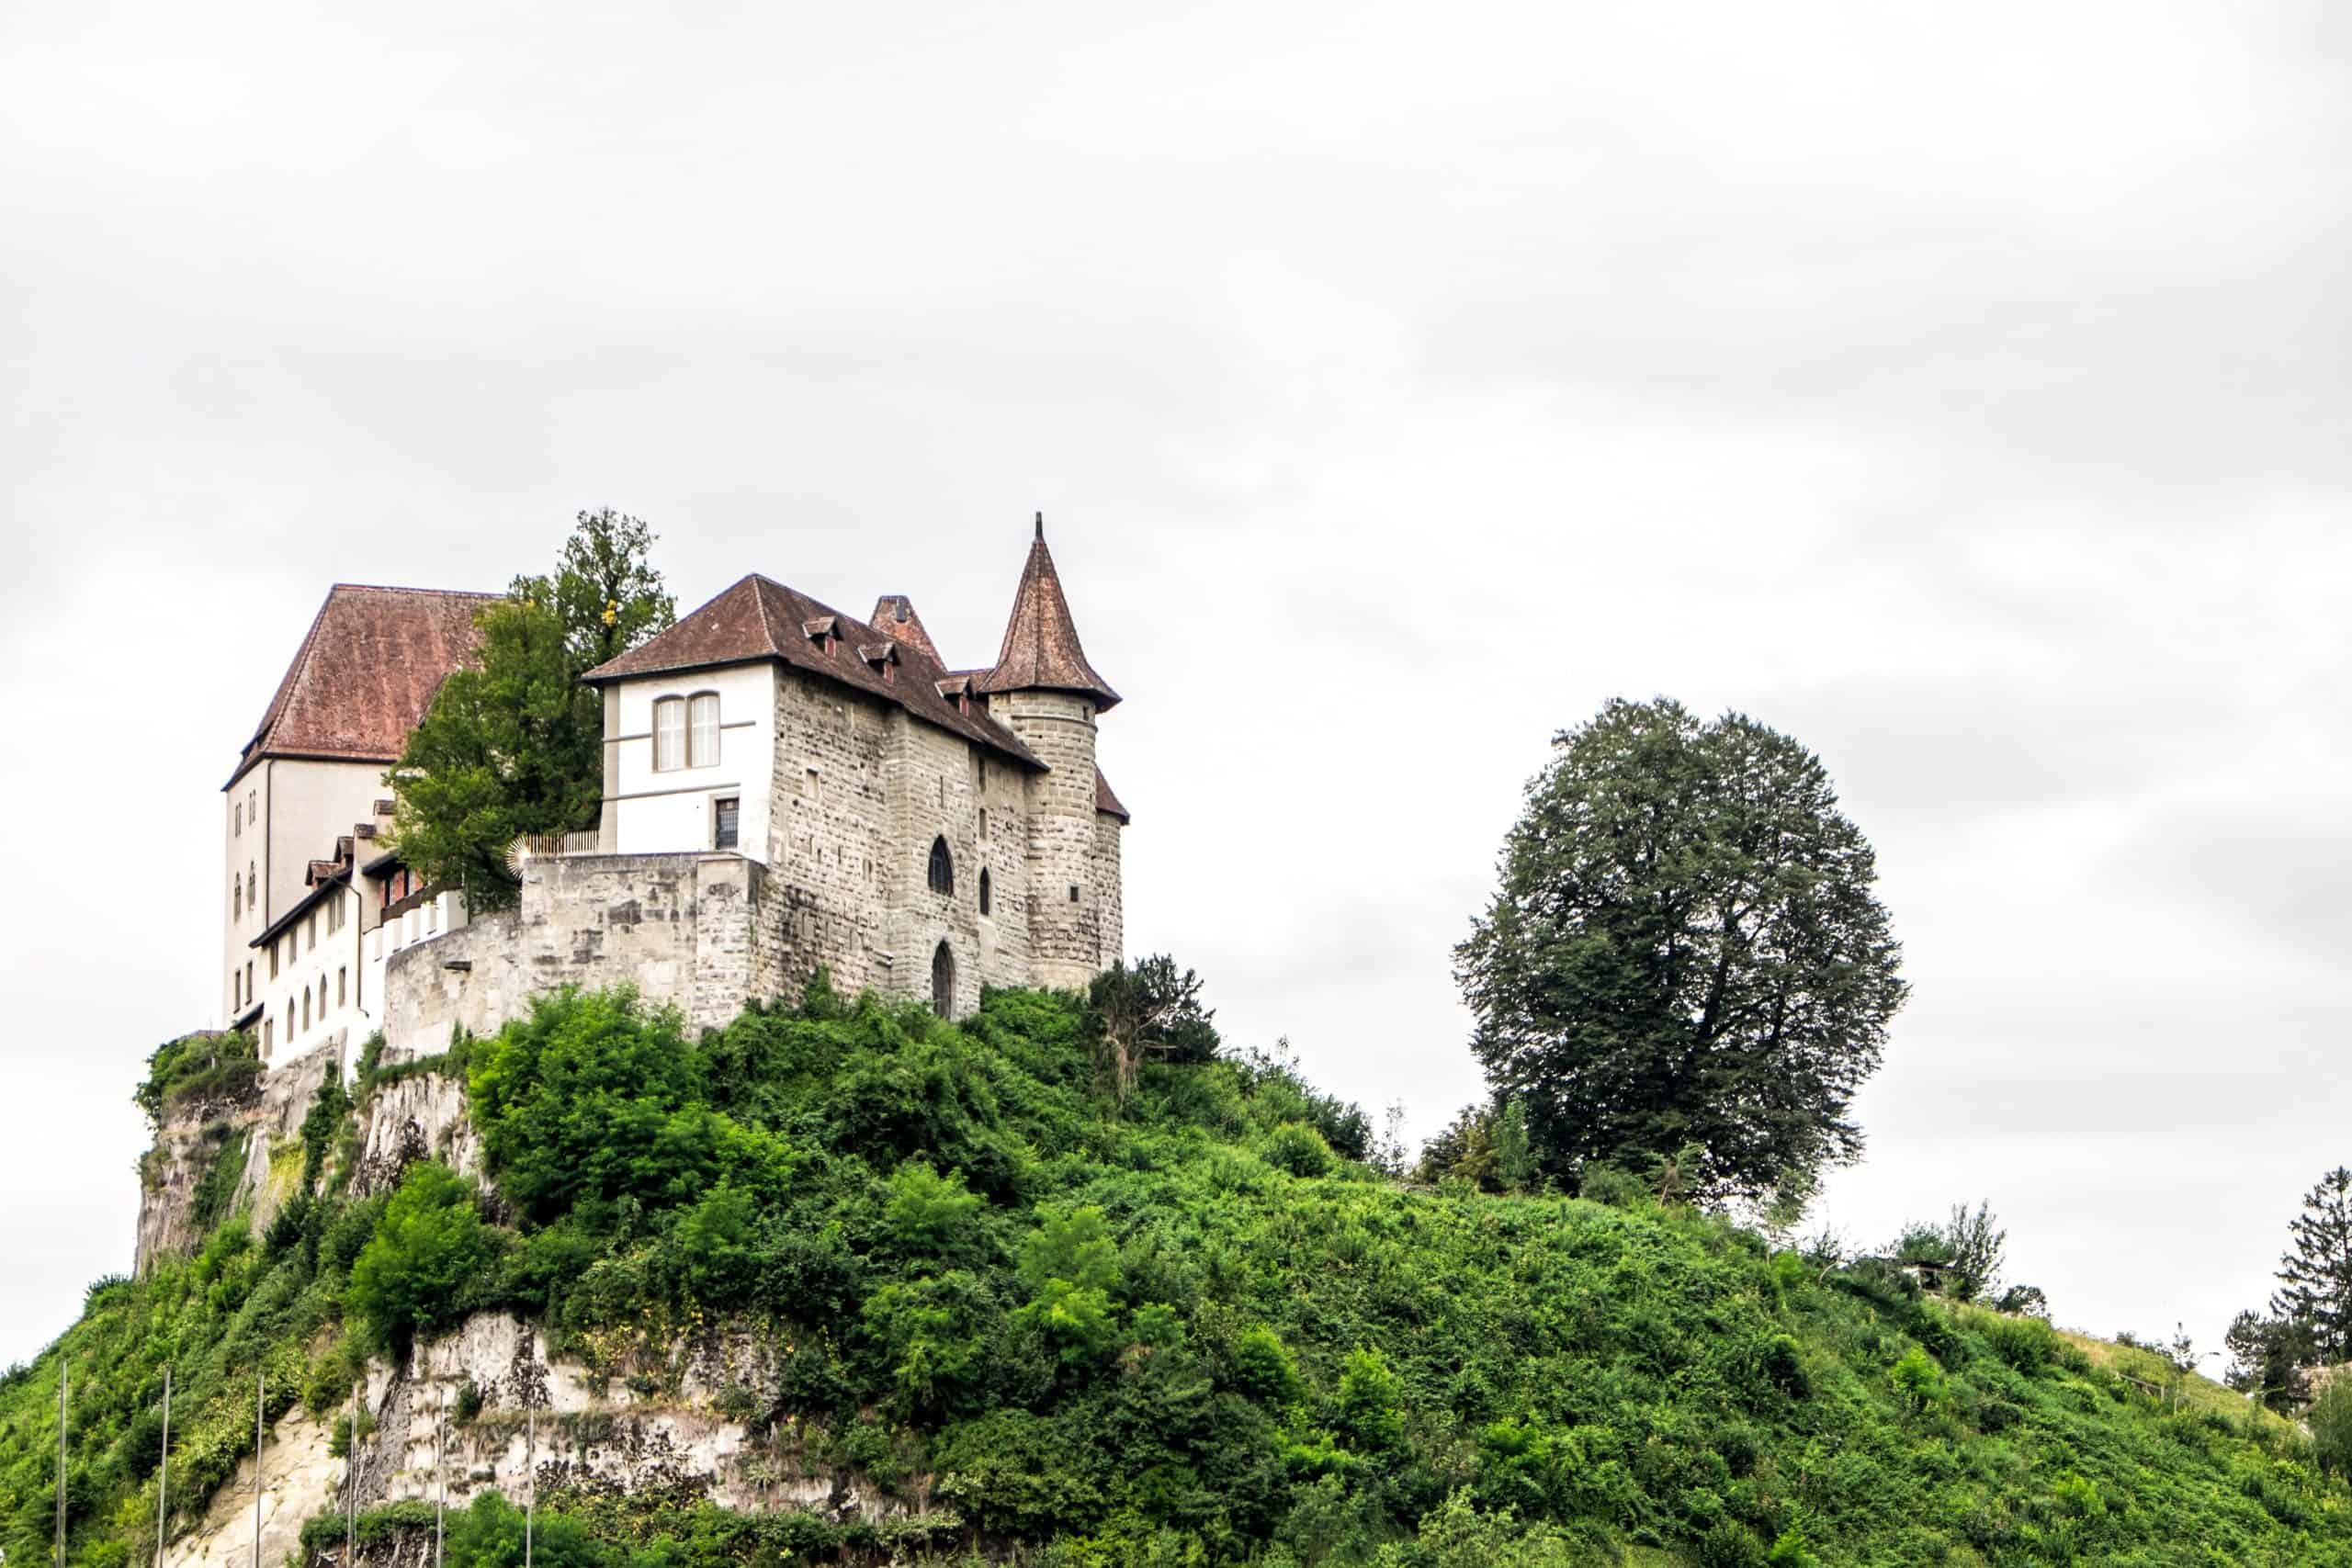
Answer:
2275;1166;2352;1362
135;1032;260;1127
1260;1122;1336;1179
187;1125;250;1234
387;511;673;908
2315;1377;2352;1479
298;1070;352;1193
1891;1201;2007;1303
1086;954;1220;1101
18;982;2352;1568
1455;697;1907;1204
1890;1346;1948;1414
345;1162;501;1353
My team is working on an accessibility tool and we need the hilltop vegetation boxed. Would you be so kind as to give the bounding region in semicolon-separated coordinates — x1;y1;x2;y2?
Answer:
6;983;2351;1566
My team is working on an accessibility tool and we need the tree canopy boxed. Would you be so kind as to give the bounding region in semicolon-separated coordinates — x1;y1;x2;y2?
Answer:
387;510;673;908
2274;1167;2352;1363
1455;697;1906;1204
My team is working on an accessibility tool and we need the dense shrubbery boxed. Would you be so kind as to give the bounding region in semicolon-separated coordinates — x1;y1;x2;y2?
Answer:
134;1031;261;1127
12;983;2352;1566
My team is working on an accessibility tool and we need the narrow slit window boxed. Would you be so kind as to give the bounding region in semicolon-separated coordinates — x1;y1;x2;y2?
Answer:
653;696;686;772
978;867;992;917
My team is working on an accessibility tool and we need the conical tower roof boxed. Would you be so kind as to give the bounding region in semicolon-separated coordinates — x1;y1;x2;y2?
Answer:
974;515;1121;710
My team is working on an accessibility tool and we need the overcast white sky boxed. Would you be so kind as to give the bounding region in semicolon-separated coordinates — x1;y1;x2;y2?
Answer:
4;1;2347;1371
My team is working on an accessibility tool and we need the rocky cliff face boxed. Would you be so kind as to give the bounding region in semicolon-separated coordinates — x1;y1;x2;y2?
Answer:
141;1054;910;1568
158;1309;910;1568
137;1045;335;1272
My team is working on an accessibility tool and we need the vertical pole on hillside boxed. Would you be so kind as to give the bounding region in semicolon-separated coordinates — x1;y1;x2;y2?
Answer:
434;1399;445;1568
524;1409;534;1568
254;1370;265;1568
56;1363;68;1568
346;1381;358;1568
154;1366;172;1568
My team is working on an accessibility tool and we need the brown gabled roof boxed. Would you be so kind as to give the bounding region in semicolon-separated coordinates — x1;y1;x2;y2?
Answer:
972;516;1120;711
1094;767;1131;823
229;584;499;787
582;575;1044;768
869;595;943;663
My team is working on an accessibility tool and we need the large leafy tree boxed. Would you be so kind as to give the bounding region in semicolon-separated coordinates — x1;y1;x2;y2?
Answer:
2273;1166;2352;1363
388;510;673;908
1455;697;1906;1204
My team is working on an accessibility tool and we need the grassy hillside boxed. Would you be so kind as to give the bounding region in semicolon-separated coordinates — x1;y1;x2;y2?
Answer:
6;983;2350;1566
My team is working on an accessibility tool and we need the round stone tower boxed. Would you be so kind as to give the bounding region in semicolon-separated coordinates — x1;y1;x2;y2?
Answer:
975;516;1123;989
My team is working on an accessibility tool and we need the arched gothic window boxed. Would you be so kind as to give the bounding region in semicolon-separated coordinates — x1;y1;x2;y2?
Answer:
932;940;956;1017
978;867;991;917
927;836;954;896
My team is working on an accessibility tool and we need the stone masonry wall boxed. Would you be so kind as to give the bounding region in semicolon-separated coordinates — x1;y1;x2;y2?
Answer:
993;689;1108;987
382;853;767;1057
762;671;1036;1014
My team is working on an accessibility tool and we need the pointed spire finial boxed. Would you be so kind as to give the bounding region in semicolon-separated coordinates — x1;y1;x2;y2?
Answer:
973;509;1120;710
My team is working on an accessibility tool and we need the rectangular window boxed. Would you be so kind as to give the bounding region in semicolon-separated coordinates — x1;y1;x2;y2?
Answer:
714;795;740;851
978;807;989;841
246;960;254;998
689;693;720;766
338;967;346;1007
307;914;316;951
1069;884;1080;903
269;944;278;980
654;696;686;772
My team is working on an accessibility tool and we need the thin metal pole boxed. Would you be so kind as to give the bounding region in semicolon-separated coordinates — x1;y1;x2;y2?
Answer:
253;1371;264;1568
154;1367;172;1568
433;1402;445;1568
524;1408;534;1568
346;1381;358;1568
56;1364;68;1568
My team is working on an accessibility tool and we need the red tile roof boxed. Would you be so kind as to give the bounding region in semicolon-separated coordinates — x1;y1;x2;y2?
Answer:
582;575;1044;768
230;585;498;787
869;595;944;663
1094;767;1131;823
972;517;1120;710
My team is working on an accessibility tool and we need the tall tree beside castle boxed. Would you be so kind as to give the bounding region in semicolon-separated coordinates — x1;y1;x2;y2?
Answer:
1454;697;1906;1204
387;510;675;908
2274;1166;2352;1363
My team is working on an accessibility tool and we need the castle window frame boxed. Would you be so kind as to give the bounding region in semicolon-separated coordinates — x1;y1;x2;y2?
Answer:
687;692;720;767
713;795;741;852
932;940;956;1017
653;695;687;772
927;836;955;897
978;867;992;917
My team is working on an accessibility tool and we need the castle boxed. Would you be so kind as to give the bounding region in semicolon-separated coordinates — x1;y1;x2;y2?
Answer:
219;519;1127;1070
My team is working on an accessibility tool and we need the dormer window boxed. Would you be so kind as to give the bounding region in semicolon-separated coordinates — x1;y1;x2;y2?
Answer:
804;615;840;659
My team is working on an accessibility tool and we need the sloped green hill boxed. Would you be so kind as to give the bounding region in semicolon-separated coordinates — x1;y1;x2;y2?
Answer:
5;985;2347;1566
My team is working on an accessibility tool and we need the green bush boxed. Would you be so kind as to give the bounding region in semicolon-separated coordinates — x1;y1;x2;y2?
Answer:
345;1162;501;1353
1261;1122;1337;1179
